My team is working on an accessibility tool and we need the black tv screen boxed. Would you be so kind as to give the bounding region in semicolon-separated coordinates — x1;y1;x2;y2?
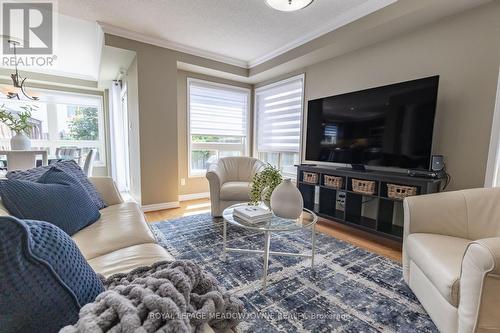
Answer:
305;76;439;170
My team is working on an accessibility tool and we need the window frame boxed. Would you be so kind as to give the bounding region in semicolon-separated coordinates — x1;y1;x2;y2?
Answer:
0;90;106;167
187;77;251;178
253;74;305;179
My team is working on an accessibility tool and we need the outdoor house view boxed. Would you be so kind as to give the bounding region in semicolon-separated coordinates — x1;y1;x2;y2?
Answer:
0;91;105;168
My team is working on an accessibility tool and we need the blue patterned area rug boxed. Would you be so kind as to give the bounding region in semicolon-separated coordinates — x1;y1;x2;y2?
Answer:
150;213;437;333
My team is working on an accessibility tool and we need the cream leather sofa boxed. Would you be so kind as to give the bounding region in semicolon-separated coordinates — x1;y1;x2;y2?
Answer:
0;176;173;276
403;188;500;333
206;157;265;217
0;176;223;333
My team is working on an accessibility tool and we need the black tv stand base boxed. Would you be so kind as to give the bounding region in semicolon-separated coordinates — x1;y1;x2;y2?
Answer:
296;165;443;243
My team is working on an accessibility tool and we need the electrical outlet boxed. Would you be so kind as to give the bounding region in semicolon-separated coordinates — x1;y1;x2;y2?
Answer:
180;178;186;186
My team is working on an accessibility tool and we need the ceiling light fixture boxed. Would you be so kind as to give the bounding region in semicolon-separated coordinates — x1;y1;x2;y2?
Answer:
265;0;314;12
1;40;39;101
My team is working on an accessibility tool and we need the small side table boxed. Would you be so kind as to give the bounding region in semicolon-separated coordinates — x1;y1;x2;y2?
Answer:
222;203;318;289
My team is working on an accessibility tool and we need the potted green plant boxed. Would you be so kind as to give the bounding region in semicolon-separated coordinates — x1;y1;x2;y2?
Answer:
250;164;282;208
0;104;34;150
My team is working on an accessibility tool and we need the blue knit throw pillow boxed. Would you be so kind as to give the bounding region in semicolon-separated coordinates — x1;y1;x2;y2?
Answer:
6;160;106;209
0;167;101;235
0;216;104;333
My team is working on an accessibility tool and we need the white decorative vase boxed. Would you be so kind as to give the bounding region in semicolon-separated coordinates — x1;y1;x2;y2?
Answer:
10;132;31;150
270;179;304;219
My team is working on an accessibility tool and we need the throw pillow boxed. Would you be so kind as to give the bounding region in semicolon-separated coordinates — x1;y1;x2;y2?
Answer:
6;160;106;209
0;216;104;333
0;167;101;235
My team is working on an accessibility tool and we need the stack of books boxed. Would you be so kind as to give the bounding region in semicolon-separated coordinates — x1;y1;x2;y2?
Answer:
233;206;272;224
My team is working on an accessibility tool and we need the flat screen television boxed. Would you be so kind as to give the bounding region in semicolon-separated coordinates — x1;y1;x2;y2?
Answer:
305;76;439;170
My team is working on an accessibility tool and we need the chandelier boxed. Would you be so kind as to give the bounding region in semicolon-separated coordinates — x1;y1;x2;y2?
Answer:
265;0;314;12
1;40;39;101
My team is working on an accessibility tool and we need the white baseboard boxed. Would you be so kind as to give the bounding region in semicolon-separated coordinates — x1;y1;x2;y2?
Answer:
178;192;210;202
141;201;180;212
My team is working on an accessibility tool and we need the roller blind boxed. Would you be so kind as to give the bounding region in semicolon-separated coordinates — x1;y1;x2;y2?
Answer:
256;76;304;152
189;80;249;137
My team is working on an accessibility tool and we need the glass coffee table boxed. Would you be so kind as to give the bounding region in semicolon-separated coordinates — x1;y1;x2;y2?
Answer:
222;203;318;288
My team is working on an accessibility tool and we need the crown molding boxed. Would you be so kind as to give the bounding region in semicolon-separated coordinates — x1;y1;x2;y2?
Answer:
98;22;249;69
248;0;398;67
99;0;396;72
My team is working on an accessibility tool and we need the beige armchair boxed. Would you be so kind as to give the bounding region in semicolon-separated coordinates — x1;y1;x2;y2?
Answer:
403;188;500;333
206;157;265;217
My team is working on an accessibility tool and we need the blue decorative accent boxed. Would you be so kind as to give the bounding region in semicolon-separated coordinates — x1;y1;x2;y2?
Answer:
0;216;104;333
151;213;438;333
6;160;106;209
0;167;101;235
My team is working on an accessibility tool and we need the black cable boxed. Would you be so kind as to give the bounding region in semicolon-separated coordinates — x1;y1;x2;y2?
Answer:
441;164;451;191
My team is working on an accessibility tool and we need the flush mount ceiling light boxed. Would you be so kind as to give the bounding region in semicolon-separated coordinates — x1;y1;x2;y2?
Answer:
265;0;314;12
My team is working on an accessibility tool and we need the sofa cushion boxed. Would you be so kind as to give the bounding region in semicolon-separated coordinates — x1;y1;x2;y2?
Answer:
72;202;156;260
220;181;251;201
0;216;104;333
0;167;101;236
406;233;470;306
7;160;106;209
87;243;174;278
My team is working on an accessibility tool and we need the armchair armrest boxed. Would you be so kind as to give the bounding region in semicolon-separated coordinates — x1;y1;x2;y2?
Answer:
89;177;123;206
403;190;469;281
206;163;225;217
458;238;500;333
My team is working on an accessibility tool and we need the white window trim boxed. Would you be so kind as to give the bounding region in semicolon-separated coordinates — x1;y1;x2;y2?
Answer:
253;74;305;178
485;65;500;187
187;77;251;178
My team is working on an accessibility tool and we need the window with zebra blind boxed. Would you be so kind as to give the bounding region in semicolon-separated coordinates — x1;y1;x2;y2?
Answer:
255;74;305;178
188;78;250;176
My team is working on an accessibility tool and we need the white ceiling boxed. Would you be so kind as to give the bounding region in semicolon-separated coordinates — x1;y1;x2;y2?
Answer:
58;0;396;68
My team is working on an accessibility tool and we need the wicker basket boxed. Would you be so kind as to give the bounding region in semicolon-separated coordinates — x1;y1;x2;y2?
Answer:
324;175;343;189
302;172;318;184
387;184;417;200
351;179;376;195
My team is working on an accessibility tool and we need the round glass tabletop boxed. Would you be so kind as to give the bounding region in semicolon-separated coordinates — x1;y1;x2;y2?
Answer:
222;203;318;232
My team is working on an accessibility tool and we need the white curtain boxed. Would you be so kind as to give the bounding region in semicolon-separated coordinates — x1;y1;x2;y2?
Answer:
109;81;130;192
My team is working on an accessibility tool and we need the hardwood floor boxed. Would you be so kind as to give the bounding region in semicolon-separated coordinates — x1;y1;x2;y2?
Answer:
145;199;402;262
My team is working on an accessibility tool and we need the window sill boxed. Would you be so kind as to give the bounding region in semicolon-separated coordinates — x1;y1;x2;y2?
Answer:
188;173;207;179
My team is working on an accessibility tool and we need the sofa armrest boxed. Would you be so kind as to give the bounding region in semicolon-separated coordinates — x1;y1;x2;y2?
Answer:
89;177;123;206
458;238;500;333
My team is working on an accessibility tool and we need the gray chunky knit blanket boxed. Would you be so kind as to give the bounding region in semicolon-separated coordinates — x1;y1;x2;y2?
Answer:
60;261;243;333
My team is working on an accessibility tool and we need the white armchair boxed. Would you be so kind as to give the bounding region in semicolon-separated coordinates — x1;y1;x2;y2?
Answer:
206;157;265;217
403;188;500;333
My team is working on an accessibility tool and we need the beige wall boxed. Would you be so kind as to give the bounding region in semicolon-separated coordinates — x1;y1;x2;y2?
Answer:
176;70;252;196
105;34;249;205
105;34;179;206
258;2;500;191
106;1;499;204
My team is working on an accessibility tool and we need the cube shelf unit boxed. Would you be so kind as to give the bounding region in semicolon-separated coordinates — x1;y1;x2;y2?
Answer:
296;165;443;242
